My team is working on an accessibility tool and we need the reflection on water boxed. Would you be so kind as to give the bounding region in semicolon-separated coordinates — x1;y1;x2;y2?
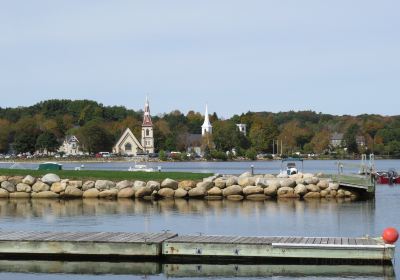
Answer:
0;260;394;279
0;197;375;224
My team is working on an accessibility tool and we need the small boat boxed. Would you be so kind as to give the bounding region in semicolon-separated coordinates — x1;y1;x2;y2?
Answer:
128;163;154;172
279;158;303;176
38;162;63;171
375;169;400;184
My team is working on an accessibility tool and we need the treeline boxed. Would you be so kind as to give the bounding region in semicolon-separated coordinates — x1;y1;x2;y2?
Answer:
0;99;400;158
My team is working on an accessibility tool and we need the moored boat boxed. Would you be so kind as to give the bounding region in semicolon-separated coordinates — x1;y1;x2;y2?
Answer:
375;169;400;184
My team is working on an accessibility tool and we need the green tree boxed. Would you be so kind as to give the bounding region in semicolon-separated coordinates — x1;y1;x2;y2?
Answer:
77;121;113;154
344;124;360;154
213;120;249;152
245;148;257;160
35;132;59;154
13;133;37;153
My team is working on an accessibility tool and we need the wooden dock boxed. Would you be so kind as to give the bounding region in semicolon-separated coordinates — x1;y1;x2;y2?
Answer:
163;235;394;263
0;231;394;264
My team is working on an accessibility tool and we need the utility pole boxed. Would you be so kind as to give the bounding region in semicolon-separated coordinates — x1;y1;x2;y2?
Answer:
281;139;283;155
273;140;275;155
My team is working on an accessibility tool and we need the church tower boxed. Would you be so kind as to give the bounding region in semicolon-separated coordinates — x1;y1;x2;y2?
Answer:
141;97;154;153
202;104;213;136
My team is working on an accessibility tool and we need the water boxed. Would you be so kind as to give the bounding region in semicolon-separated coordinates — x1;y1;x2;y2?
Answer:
0;160;399;279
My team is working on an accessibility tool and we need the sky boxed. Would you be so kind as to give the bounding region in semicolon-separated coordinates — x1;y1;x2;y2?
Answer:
0;0;399;117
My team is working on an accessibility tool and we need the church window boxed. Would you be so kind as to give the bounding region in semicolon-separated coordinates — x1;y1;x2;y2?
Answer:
125;143;132;151
146;129;150;136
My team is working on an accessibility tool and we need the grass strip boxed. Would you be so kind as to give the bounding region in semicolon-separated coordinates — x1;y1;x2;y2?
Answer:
0;169;213;181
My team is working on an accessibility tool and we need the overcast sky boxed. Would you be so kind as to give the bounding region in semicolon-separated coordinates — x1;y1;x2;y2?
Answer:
0;1;399;117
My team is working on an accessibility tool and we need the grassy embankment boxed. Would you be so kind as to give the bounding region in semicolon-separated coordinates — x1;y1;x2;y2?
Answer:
0;169;212;181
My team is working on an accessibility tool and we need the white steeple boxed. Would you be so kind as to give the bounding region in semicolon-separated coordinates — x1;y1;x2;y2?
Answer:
202;104;213;136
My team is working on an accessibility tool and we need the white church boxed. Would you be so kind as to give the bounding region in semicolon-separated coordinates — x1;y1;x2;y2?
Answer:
112;98;155;156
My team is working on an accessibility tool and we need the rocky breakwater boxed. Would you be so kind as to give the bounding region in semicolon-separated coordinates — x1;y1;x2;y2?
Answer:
0;172;360;201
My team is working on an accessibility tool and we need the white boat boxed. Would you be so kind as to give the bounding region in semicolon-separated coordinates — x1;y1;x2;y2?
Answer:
279;158;303;176
128;163;154;172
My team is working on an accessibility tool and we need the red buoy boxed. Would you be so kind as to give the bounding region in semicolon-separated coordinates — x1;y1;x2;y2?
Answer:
382;228;399;244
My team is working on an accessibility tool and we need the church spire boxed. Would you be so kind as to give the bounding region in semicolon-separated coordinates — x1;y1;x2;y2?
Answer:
202;104;212;135
142;96;152;126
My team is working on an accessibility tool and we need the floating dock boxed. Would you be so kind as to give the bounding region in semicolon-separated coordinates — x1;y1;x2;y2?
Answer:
0;231;394;264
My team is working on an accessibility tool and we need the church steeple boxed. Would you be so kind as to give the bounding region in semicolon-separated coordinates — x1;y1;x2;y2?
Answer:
141;97;154;153
142;96;153;127
202;104;213;135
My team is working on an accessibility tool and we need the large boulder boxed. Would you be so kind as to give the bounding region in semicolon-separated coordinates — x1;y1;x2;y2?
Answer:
1;181;15;192
16;183;32;193
303;173;314;178
99;189;118;199
296;178;305;185
178;180;196;191
328;183;339;191
227;195;244;201
64;186;83;198
32;181;50;193
238;177;255;187
0;189;9;198
133;181;147;191
277;187;300;198
306;184;320;192
317;180;329;190
280;179;296;188
10;192;31;199
264;185;278;196
22;175;36;185
95;180;115;191
277;173;289;179
161;178;179;190
207;187;222;196
0;176;8;183
146;181;161;191
255;178;268;188
225;177;238;187
118;187;135;198
304;192;321;199
223;185;243;196
83;188;100;198
158;188;175;198
294;184;308;196
188;186;206;198
41;174;61;185
239;172;252;178
320;190;329;197
304;177;319;185
50;182;67;193
264;174;275;179
135;186;152;198
247;194;267;201
116;180;132;190
31;191;59;199
243;186;263;196
82;181;95;191
8;176;23;185
196;181;214;190
68;181;83;189
174;188;188;198
214;178;226;189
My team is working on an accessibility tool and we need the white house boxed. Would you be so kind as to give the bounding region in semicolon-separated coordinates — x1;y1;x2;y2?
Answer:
59;135;83;155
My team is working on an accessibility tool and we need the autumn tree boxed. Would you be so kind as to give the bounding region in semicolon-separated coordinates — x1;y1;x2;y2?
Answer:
249;115;278;152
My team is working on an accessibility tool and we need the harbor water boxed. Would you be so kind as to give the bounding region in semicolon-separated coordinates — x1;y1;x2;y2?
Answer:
0;160;399;279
